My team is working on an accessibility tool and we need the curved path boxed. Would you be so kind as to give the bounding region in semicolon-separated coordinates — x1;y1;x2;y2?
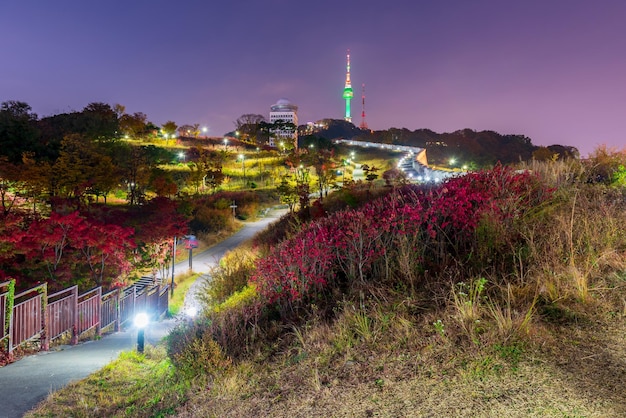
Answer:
0;208;286;418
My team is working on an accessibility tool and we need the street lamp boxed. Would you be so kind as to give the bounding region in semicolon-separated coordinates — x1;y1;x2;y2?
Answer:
128;182;136;205
178;151;185;163
223;138;228;149
239;154;246;183
134;312;149;354
170;236;177;297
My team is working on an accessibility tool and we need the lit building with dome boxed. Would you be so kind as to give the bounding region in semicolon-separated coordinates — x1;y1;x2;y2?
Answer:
269;98;298;149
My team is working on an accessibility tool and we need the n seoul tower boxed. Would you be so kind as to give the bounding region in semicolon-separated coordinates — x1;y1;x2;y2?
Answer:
343;50;354;122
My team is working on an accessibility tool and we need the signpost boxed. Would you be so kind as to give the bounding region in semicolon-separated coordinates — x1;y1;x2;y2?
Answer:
230;200;237;218
184;235;198;271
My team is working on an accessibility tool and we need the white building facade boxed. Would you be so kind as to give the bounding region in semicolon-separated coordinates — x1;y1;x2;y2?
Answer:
269;98;298;149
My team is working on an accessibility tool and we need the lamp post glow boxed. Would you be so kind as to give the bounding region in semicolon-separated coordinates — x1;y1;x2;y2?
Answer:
134;312;149;353
239;154;246;183
186;306;197;318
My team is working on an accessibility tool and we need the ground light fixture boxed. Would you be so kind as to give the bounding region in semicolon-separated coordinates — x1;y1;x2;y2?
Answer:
134;312;149;353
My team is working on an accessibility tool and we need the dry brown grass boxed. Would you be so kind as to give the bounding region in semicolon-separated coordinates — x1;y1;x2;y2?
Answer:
172;283;626;417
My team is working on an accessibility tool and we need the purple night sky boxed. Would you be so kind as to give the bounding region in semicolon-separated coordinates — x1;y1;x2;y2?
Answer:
2;0;625;156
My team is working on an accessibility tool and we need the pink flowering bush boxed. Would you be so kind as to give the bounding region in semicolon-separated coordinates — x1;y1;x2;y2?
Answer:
251;165;553;307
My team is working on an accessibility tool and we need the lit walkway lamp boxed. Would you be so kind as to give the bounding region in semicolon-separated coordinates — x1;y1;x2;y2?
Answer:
134;312;149;353
239;154;246;184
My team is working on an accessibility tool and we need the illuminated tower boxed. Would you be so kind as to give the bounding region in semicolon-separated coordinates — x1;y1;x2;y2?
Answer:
359;83;368;130
343;50;353;122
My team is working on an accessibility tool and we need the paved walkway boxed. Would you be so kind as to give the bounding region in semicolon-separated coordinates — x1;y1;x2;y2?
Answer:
0;208;287;418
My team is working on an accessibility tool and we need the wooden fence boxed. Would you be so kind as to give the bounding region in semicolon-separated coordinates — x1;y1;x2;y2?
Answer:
0;279;169;355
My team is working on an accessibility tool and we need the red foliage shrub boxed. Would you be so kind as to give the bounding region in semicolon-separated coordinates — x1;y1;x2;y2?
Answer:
251;165;552;306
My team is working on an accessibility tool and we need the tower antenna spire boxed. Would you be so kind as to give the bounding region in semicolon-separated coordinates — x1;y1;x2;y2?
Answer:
359;83;368;130
342;50;353;122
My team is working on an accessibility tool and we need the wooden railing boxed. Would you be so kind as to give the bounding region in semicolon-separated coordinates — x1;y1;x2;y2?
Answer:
0;279;169;355
0;281;12;349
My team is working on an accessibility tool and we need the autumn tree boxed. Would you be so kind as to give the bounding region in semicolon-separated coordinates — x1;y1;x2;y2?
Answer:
128;198;188;279
52;134;119;205
277;176;298;212
73;218;135;287
307;148;336;200
234;114;266;143
120;112;148;139
187;147;225;193
8;211;136;290
20;153;53;215
532;146;557;162
114;144;154;205
14;211;85;287
0;157;21;216
149;168;178;197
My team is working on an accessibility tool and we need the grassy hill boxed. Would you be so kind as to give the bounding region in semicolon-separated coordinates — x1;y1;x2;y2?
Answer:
26;155;626;417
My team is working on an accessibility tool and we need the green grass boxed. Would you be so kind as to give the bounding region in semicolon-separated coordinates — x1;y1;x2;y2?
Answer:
25;346;190;418
168;271;201;316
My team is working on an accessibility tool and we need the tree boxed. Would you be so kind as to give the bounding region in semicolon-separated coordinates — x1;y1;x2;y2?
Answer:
234;114;266;143
257;121;272;145
9;210;137;289
120;112;148;139
129;198;188;279
361;164;380;183
0;101;41;163
187;147;225;193
178;124;194;137
52;134;119;206
162;121;178;144
277;177;298;212
16;211;87;286
20;153;53;215
0;157;21;216
532;146;557;162
150;168;178;197
81;102;120;140
191;123;201;138
115;144;152;205
307;148;336;200
74;219;135;287
382;168;408;188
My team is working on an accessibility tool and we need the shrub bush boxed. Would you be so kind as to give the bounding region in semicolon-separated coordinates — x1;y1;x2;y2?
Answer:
200;247;258;306
167;320;232;379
